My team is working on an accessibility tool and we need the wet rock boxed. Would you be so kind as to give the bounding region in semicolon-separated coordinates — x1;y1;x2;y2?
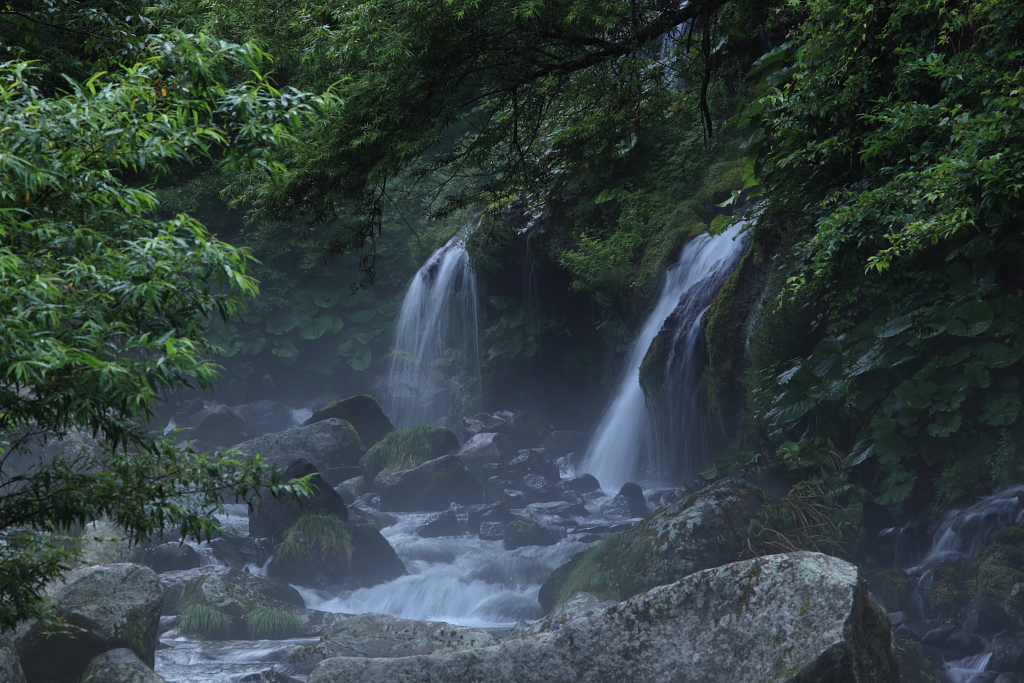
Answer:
561;474;600;495
302;395;395;448
479;522;506;541
455;433;515;474
521;474;557;502
502;488;529;508
615;482;648;518
229;400;297;436
996;674;1022;683
176;405;260;448
378;455;482;512
159;566;304;616
418;511;464;537
0;632;25;683
239;671;302;683
990;635;1024;674
503;518;564;550
943;631;986;657
483;476;517;504
646;488;686;509
81;648;168;683
249;459;349;544
208;536;272;570
16;563;163;683
462;410;552;450
312;613;498;660
466;503;512;532
306;552;899;683
234;420;364;485
921;623;957;645
137;542;200;574
541;431;586;459
554;489;586;506
963;595;1018;635
525;501;589;519
506;451;559;482
539;478;772;612
167;397;204;430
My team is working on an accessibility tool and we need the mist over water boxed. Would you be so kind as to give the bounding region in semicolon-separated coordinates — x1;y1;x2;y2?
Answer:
583;223;749;491
384;227;482;429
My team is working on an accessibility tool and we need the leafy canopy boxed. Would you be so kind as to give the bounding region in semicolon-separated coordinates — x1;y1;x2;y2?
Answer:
0;32;326;628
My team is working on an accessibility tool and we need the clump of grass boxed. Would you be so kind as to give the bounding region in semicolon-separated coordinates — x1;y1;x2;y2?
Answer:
360;424;456;481
178;604;233;640
273;513;353;569
245;606;303;640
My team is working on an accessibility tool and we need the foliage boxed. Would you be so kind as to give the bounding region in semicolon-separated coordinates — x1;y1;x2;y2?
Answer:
244;606;303;640
741;0;1024;506
273;513;352;570
178;604;233;640
0;35;320;628
360;425;457;481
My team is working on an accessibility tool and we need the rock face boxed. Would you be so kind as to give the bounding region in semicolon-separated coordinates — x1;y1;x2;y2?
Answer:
16;563;163;683
312;613;498;659
539;478;771;611
378;455;482;512
249;459;349;544
302;395;395;448
176;405;260;448
307;553;898;683
235;419;364;485
81;648;169;683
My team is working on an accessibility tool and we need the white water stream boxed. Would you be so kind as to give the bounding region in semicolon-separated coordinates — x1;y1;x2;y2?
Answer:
583;223;748;491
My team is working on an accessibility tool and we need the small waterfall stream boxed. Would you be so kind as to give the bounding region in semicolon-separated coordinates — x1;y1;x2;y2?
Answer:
384;227;482;429
583;223;748;491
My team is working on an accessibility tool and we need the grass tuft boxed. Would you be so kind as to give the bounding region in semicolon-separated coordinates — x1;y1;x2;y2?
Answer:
245;606;303;640
178;603;233;640
360;424;455;481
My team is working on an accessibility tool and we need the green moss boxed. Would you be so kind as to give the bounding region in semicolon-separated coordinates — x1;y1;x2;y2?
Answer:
703;248;752;435
360;424;458;481
638;334;668;406
933;425;1024;510
244;606;303;640
178;604;233;640
895;635;940;683
869;569;911;613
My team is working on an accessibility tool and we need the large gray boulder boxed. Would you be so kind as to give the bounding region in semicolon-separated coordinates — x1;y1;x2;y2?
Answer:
0;632;25;683
455;433;514;474
307;552;899;683
539;477;771;611
313;613;498;659
81;648;169;683
176;405;260;448
378;455;482;512
234;419;364;485
302;395;395;448
16;564;162;683
159;566;304;616
229;400;297;436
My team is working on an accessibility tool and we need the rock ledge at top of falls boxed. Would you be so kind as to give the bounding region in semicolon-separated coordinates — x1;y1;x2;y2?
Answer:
306;552;899;683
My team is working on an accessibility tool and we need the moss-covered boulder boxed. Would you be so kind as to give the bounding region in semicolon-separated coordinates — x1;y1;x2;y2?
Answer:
235;419;364;485
303;395;395;447
16;564;163;683
360;425;460;482
930;525;1024;622
81;648;169;683
249;459;349;544
159;566;304;616
378;455;482;512
538;478;771;612
267;513;406;591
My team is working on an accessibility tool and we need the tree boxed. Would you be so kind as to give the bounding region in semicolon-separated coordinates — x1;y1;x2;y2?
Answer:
0;32;325;628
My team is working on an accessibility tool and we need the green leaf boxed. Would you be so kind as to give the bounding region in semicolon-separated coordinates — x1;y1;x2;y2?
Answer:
975;342;1021;369
766;398;816;426
893;379;937;410
927;411;962;437
980;392;1022;426
350;309;377;323
271;340;299;358
963;359;991;388
878;315;913;338
346;347;372;371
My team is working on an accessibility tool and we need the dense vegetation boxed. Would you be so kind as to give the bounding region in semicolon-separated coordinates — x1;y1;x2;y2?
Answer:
2;0;1023;630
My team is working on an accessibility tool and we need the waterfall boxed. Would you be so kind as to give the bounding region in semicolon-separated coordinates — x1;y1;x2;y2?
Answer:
384;227;482;429
582;222;748;491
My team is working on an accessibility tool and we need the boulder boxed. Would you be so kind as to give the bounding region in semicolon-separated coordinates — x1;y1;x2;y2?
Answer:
541;431;586;459
306;552;899;683
302;395;395;448
479;522;506;541
462;410;552;450
176;405;260;448
525;501;589;519
989;635;1024;674
76;519;138;567
503;518;564;550
963;595;1018;636
467;503;512;532
229;400;297;436
81;648;168;683
312;613;498;660
0;632;25;683
16;564;162;683
234;420;364;485
507;592;616;640
166;397;205;431
137;542;200;574
160;565;303;616
614;482;648;518
539;477;771;612
239;671;302;683
207;536;273;570
455;433;515;473
249;459;349;544
378;455;482;512
417;511;464;538
561;474;600;495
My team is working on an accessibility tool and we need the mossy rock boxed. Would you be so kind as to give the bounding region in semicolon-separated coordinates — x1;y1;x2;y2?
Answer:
378;455;482;512
361;425;460;482
868;569;912;613
638;333;668;407
303;395;395;447
929;525;1024;621
538;478;772;612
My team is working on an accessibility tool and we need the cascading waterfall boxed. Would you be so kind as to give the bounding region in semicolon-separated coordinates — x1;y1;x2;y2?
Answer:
384;227;482;429
583;222;748;491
